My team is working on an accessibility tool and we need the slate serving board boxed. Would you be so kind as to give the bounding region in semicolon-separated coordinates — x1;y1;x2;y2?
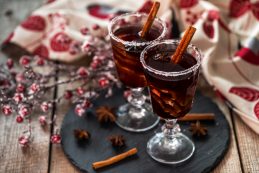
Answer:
60;88;230;173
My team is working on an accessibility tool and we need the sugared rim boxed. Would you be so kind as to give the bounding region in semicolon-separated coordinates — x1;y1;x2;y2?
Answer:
140;40;202;77
108;12;167;47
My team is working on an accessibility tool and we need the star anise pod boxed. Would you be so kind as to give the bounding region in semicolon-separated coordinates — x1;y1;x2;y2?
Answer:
96;106;116;124
74;129;91;140
189;121;208;137
108;135;126;148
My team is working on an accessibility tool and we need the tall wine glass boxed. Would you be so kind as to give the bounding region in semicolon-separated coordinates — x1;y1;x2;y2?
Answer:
140;40;201;164
108;13;167;132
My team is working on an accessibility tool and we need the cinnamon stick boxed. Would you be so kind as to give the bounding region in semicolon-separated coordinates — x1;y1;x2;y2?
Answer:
92;148;138;170
179;113;215;121
171;26;196;64
140;1;160;38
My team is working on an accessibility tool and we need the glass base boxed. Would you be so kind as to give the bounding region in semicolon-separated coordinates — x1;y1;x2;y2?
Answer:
147;132;195;164
116;102;159;132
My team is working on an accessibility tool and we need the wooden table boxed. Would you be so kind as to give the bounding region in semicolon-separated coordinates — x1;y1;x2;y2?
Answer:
0;0;258;172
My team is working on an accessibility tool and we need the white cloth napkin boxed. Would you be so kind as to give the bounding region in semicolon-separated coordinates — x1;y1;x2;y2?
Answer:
2;0;172;62
174;0;259;134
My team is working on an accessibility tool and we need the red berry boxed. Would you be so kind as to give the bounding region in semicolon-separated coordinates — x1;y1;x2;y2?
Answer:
18;136;29;147
16;73;25;82
92;24;100;30
76;87;85;96
80;27;89;35
19;106;30;117
13;93;23;103
2;105;12;115
81;100;91;109
77;67;88;77
30;83;40;93
36;58;45;66
41;102;49;112
98;77;109;88
21;15;46;31
16;115;24;123
19;56;31;66
16;83;25;93
75;104;85;116
6;59;14;69
64;90;73;100
39;116;47;126
82;43;91;52
51;134;61;144
123;90;132;99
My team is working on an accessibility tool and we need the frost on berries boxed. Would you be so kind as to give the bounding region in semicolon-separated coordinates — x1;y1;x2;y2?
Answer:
0;25;120;147
51;134;61;144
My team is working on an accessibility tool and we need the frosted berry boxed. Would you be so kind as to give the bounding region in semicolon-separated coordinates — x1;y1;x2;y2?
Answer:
77;67;88;77
16;115;24;123
30;83;40;93
18;136;30;147
19;56;31;66
81;100;91;109
6;59;14;69
51;134;61;144
64;90;73;100
39;116;47;126
41;102;49;112
16;73;25;82
19;106;30;117
123;90;132;99
80;27;89;35
76;87;85;96
92;24;100;30
75;104;85;116
98;77;109;88
13;93;23;103
16;83;25;93
2;105;12;115
36;58;45;66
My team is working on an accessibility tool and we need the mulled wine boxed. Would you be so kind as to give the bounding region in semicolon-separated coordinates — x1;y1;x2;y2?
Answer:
111;26;161;88
141;39;201;164
108;12;167;132
144;51;199;119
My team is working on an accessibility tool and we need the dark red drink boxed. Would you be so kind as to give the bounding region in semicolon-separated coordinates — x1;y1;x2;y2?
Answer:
143;51;199;119
110;26;161;88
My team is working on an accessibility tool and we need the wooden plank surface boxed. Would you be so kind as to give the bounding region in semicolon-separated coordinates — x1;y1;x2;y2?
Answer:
49;76;79;173
233;114;259;173
0;1;53;173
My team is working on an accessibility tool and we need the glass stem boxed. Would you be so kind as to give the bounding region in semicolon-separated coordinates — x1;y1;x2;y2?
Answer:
127;87;146;119
162;119;181;139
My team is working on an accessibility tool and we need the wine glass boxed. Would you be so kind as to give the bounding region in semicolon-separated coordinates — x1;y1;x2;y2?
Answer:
140;40;201;164
108;13;167;132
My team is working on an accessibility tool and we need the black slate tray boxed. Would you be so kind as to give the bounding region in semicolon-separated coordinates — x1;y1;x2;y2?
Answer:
60;88;230;173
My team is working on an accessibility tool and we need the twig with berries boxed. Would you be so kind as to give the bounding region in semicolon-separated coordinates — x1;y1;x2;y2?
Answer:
0;34;120;147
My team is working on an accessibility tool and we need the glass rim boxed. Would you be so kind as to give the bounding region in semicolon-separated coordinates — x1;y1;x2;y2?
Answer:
140;39;202;77
108;12;167;47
